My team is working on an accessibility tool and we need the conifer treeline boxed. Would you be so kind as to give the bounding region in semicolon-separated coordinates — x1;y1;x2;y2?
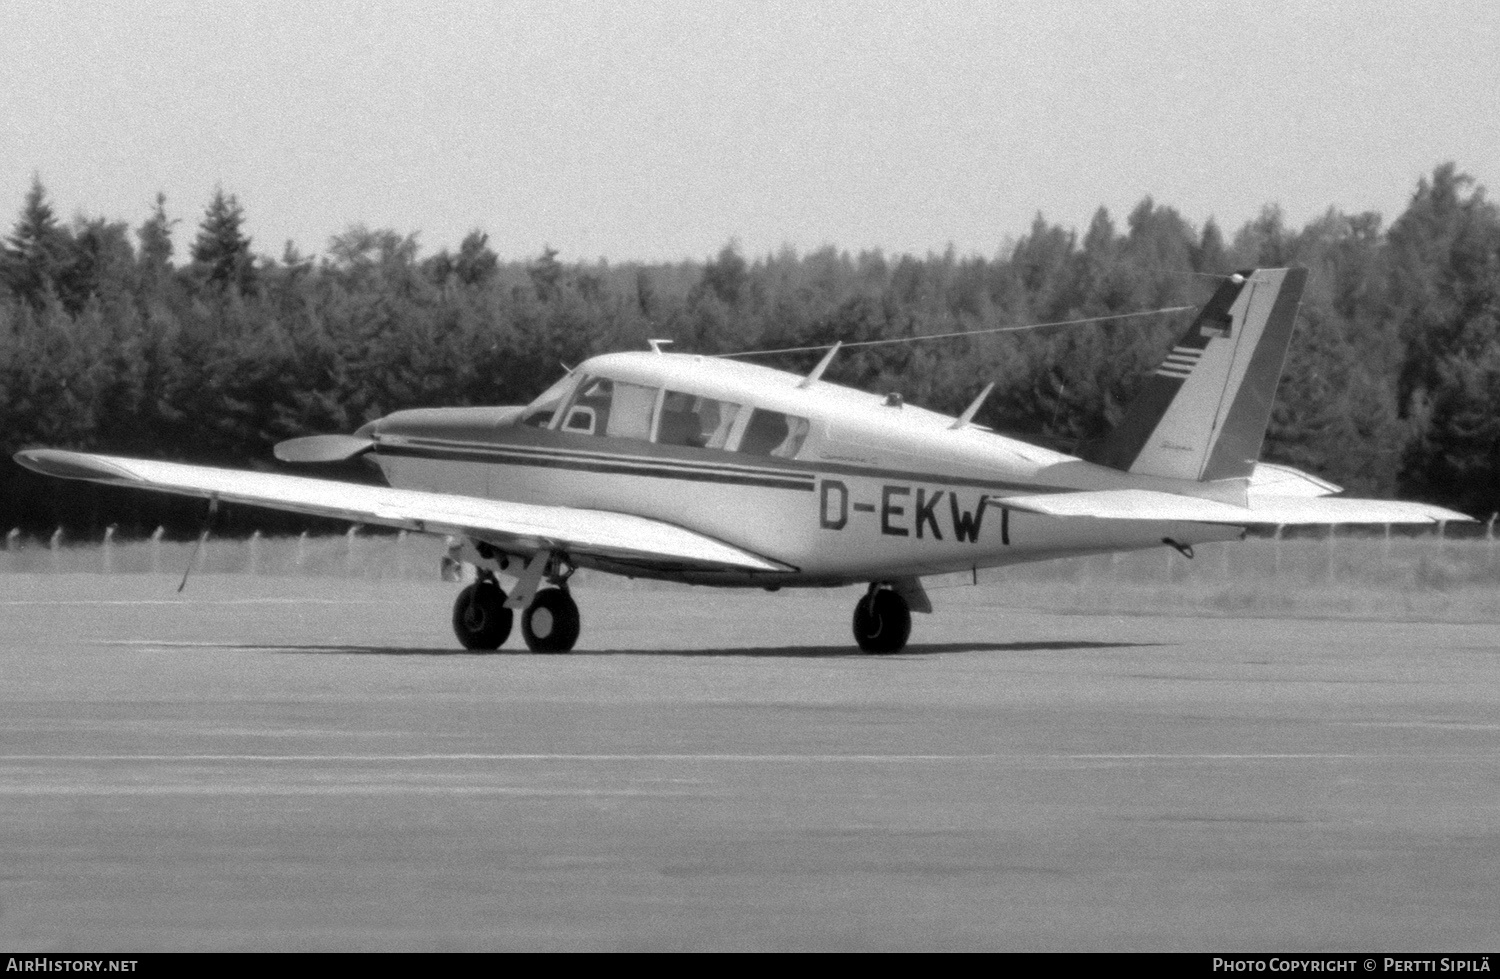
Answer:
1;164;1497;536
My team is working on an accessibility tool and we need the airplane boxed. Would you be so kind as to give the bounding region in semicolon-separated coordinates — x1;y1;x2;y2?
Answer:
14;266;1471;655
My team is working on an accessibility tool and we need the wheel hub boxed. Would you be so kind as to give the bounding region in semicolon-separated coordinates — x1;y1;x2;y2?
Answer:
530;607;554;638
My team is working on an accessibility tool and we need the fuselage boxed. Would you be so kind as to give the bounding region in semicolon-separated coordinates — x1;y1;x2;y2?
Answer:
358;352;1240;585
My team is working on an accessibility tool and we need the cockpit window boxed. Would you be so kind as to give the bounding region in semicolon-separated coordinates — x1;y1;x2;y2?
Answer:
737;409;810;458
520;372;578;428
656;391;741;449
557;376;658;440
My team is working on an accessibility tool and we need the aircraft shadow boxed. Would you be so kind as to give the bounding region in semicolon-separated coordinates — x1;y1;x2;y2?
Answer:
220;644;472;657
587;640;1165;659
218;640;1162;659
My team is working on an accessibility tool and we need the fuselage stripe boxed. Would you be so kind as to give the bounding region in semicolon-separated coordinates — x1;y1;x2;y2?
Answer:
376;439;1061;496
377;444;817;491
386;436;809;480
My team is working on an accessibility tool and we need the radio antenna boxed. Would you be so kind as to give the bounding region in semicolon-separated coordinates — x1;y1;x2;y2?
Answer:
718;305;1194;359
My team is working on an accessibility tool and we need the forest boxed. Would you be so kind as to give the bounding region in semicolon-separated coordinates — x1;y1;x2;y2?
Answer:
1;163;1497;537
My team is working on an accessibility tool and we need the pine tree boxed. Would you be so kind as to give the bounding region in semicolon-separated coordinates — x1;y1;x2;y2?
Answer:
1387;165;1500;512
191;187;255;292
4;174;72;307
454;230;498;287
1072;206;1118;313
137;192;175;278
635;268;657;319
1232;205;1291;267
701;243;748;307
66;216;136;310
1011;214;1075;321
1386;164;1500;409
1194;219;1228;274
528;246;563;301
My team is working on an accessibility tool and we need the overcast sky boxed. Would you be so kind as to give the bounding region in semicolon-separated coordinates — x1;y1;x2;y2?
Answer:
3;0;1496;263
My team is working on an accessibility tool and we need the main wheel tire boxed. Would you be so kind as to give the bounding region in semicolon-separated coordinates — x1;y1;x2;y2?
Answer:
522;587;581;653
852;589;911;654
452;581;513;651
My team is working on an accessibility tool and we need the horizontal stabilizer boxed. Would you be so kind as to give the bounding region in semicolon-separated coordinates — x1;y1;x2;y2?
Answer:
999;488;1471;527
1247;461;1342;498
13;448;793;574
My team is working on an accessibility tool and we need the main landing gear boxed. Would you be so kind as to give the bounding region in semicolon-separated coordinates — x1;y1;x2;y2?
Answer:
519;586;581;653
449;544;581;653
452;579;513;650
852;584;911;655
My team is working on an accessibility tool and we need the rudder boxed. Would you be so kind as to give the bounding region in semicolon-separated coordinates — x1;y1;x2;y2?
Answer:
1080;267;1308;482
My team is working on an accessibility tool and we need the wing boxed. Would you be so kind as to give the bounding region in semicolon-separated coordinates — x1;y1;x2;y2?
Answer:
999;487;1471;526
14;449;794;574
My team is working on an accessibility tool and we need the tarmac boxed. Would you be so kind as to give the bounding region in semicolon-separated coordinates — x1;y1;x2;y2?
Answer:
2;573;1497;951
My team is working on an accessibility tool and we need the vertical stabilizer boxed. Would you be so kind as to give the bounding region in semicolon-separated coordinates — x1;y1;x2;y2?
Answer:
1080;267;1307;482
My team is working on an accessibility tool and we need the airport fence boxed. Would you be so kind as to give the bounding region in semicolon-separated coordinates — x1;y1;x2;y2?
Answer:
0;525;449;580
4;521;1500;622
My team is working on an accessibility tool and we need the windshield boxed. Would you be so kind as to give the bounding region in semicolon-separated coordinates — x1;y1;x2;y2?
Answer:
519;372;579;427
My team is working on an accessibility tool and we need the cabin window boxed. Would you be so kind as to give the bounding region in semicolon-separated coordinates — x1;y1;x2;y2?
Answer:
605;380;657;440
656;391;741;450
737;409;810;458
558;376;657;440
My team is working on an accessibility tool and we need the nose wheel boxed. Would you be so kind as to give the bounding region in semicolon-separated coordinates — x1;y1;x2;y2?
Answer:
521;587;581;653
852;586;911;654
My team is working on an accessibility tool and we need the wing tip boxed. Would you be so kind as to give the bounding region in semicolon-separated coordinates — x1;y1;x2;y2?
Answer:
13;448;141;484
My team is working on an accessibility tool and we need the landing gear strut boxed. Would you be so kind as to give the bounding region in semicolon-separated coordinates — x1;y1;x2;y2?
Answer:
852;585;911;654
